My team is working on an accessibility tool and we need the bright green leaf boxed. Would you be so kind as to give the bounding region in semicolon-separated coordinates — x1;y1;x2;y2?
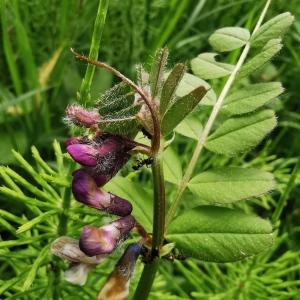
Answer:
161;86;207;135
191;53;234;80
205;110;277;156
176;73;216;105
222;82;284;115
167;206;273;262
238;39;282;79
105;176;152;231
160;63;186;115
188;167;275;204
175;114;202;140
209;27;250;52
251;12;294;48
163;147;182;184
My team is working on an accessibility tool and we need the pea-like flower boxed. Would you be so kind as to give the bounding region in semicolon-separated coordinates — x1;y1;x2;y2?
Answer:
97;243;142;300
79;215;136;257
67;133;135;179
72;169;132;216
51;236;106;286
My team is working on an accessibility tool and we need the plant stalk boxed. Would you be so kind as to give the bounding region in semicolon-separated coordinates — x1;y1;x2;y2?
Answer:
77;0;109;105
166;0;273;227
133;145;165;299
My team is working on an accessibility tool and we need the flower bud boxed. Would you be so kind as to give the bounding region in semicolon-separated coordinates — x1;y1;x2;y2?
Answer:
97;243;141;300
79;215;136;257
67;133;136;182
72;169;132;216
65;104;101;128
67;144;98;167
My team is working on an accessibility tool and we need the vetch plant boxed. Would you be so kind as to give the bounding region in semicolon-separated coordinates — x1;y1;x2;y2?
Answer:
0;0;295;299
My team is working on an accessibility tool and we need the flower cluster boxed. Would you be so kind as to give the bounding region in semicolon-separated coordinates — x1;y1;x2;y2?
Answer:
52;105;141;286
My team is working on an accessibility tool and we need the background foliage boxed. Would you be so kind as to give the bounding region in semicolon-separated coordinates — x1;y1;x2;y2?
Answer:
0;0;300;299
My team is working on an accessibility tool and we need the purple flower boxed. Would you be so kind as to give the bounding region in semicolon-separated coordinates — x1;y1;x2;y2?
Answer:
72;169;132;216
67;144;99;167
79;215;136;257
65;104;101;128
66;133;136;182
97;243;141;300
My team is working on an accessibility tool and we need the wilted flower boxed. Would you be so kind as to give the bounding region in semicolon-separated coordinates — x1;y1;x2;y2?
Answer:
97;243;142;300
65;104;101;128
79;215;136;257
72;169;132;216
51;236;106;286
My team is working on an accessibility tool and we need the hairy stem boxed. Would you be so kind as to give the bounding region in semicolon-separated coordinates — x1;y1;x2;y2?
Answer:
77;0;109;105
72;50;161;153
166;0;272;226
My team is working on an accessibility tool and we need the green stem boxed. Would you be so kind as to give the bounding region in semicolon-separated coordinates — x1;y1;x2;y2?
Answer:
166;0;272;227
77;0;109;105
132;259;159;300
133;147;165;299
151;151;166;251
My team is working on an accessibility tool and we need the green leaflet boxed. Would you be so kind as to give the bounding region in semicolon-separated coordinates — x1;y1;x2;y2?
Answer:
205;110;277;156
104;176;152;231
191;53;235;80
163;147;182;185
209;27;250;52
150;48;169;98
188;167;275;204
237;39;282;79
175;114;203;140
176;73;216;105
160;63;186;115
251;12;294;48
97;83;139;136
222;82;284;115
161;85;207;136
167;206;273;262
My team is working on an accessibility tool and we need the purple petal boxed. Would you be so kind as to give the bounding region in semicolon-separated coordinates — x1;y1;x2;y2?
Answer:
72;170;132;216
67;144;98;167
79;216;136;257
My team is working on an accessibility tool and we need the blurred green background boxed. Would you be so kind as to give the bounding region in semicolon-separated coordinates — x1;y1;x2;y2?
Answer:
1;0;300;299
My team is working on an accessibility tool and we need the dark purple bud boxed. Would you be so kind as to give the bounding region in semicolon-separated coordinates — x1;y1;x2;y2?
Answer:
72;169;132;216
97;243;141;300
67;144;98;167
65;104;101;128
79;215;136;256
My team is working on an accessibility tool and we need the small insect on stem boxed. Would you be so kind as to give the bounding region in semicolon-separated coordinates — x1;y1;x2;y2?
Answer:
132;157;154;171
